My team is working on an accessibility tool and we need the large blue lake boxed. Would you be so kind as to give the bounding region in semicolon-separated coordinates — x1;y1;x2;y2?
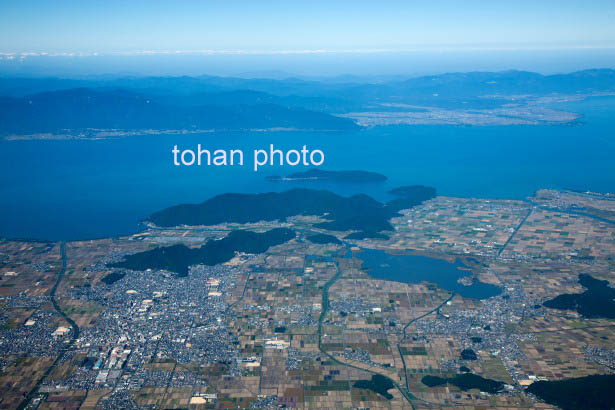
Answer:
1;96;614;241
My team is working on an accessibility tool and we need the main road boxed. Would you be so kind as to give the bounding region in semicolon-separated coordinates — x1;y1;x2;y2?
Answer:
17;243;81;410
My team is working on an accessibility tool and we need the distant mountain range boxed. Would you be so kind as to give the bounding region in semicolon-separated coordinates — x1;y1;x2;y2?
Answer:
2;69;614;98
0;69;614;136
0;88;358;135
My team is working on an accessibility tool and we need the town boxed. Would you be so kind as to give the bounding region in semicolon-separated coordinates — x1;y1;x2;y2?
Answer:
1;189;614;409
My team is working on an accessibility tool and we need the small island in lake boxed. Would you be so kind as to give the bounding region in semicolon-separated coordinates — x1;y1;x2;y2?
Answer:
266;169;387;182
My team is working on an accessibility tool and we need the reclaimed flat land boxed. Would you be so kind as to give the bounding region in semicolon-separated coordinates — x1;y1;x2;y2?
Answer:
1;189;614;409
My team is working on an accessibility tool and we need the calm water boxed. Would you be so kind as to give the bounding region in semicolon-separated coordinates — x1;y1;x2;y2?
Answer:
359;249;502;299
1;96;614;241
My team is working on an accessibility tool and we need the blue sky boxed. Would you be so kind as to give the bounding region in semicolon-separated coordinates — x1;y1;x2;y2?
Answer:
1;1;614;76
1;0;615;53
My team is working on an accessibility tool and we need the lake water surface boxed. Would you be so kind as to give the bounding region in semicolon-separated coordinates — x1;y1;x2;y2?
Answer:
359;248;502;299
1;96;614;240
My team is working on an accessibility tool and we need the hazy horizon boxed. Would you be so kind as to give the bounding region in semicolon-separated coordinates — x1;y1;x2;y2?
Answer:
2;0;615;78
3;1;614;52
2;49;615;79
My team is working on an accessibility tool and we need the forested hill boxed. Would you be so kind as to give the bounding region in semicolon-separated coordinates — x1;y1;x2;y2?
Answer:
0;88;359;135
